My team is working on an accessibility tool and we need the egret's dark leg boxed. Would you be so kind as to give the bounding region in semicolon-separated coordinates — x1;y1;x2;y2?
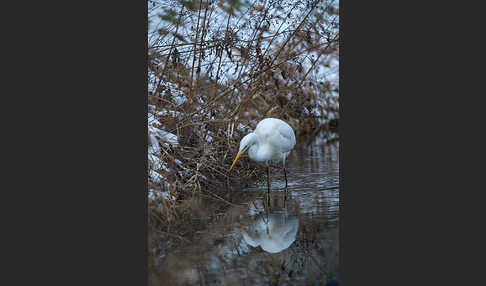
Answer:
284;167;288;189
266;165;271;194
283;166;288;202
283;157;288;191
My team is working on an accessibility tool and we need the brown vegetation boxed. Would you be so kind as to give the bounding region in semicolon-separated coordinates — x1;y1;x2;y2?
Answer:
148;0;339;225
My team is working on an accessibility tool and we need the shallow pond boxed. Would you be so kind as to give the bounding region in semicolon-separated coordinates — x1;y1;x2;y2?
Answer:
150;135;340;285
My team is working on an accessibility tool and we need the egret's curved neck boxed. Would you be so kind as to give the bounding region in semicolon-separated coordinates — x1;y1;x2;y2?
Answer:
245;133;259;149
247;133;273;162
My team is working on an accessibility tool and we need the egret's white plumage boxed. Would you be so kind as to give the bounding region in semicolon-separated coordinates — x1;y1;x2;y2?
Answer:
229;118;296;190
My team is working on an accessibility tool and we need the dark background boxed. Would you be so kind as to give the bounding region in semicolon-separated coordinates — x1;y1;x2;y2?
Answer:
2;0;484;285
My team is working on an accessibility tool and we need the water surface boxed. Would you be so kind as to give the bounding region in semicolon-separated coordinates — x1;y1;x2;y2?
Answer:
150;135;340;285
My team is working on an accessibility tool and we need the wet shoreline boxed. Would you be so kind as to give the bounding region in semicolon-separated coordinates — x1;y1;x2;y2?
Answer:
149;135;340;285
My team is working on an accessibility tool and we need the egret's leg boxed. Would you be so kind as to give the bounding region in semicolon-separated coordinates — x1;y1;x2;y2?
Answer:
283;157;288;190
284;167;288;189
266;165;271;194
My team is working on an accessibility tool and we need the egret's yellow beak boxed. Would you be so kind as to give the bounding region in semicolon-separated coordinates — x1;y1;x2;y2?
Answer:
229;149;244;171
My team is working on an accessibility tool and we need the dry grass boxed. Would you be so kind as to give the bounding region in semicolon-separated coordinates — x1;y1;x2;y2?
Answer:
148;0;339;227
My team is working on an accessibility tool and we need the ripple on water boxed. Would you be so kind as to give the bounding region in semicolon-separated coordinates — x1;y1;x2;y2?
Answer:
152;137;340;285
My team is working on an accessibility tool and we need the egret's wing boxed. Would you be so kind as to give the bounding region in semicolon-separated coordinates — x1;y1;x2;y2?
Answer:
275;122;296;152
254;118;296;157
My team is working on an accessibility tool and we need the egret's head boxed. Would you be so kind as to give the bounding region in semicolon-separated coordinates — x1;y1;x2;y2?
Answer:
239;133;257;152
229;133;257;171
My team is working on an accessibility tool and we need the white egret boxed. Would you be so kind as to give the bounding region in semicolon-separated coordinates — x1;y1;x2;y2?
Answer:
229;118;296;191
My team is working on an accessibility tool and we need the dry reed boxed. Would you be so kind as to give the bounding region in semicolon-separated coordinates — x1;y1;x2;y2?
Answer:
148;0;339;227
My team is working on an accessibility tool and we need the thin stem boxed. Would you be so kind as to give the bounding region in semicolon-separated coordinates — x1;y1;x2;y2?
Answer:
188;0;204;100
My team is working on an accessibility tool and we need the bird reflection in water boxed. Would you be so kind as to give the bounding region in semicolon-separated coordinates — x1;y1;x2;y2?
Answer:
240;212;299;254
